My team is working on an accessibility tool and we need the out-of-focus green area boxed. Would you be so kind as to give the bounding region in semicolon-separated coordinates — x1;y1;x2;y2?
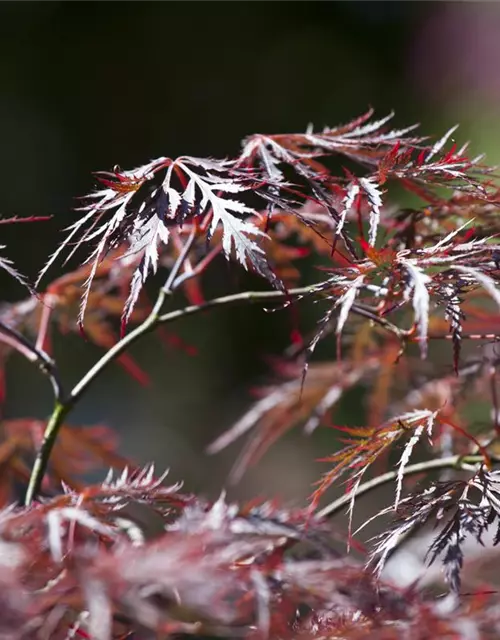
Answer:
1;2;499;504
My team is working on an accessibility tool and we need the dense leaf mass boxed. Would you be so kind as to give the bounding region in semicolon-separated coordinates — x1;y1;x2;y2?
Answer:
2;110;500;636
0;468;499;639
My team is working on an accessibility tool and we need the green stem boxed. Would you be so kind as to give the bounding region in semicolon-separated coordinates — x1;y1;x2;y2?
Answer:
24;291;167;507
156;284;318;323
24;282;322;506
24;401;69;505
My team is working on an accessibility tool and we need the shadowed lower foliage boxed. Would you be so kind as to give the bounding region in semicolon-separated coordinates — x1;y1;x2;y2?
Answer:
1;110;500;636
2;467;500;639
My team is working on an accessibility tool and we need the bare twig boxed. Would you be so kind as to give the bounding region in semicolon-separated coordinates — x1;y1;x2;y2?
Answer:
351;303;411;340
0;320;64;402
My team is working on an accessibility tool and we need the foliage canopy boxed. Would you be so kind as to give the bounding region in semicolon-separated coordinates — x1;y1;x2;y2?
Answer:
1;109;500;638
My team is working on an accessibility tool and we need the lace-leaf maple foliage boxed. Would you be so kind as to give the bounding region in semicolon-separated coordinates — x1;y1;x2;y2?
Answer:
1;110;500;637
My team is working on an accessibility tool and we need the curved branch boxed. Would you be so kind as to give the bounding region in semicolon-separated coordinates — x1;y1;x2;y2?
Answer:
24;281;325;505
0;320;64;401
24;274;428;506
316;454;490;520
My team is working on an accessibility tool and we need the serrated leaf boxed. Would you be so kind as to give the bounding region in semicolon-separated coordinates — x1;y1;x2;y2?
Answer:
400;259;431;358
37;156;282;327
0;246;32;293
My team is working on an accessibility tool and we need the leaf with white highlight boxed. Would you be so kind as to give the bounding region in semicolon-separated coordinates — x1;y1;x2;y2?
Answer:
394;410;437;509
178;160;278;286
455;265;500;307
47;507;113;562
335;176;384;246
336;182;360;237
401;259;431;358
359;177;383;246
427;218;475;254
335;275;365;336
426;124;459;163
37;155;282;327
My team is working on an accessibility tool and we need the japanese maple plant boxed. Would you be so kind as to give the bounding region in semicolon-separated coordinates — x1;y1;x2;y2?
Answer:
2;109;500;638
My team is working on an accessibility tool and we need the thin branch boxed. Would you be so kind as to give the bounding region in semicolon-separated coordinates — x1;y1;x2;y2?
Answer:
156;283;322;324
71;284;323;409
35;293;55;352
24;270;455;506
171;244;222;290
163;228;197;295
24;282;325;505
350;303;411;340
0;320;64;402
316;454;491;520
24;290;166;506
24;400;67;505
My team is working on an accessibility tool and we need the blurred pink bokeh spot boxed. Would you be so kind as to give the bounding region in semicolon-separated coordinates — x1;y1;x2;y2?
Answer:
412;3;500;104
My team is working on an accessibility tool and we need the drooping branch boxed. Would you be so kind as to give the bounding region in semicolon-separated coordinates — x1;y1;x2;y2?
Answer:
316;454;492;520
0;319;64;402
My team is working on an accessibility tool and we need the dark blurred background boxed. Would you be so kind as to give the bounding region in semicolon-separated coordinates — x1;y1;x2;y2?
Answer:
1;1;499;505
